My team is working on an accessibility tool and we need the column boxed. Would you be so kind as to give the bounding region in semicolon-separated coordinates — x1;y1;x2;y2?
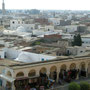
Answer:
12;82;15;90
85;64;88;78
76;65;79;80
56;72;59;83
47;70;50;78
66;66;70;71
56;69;60;83
24;71;28;77
36;70;40;77
76;73;79;80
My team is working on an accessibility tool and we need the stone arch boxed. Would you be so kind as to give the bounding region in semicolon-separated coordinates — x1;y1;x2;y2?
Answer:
80;62;86;70
70;63;76;70
28;69;36;77
50;66;57;79
60;64;67;71
50;66;57;72
40;67;47;74
16;72;24;77
79;62;86;77
7;71;12;77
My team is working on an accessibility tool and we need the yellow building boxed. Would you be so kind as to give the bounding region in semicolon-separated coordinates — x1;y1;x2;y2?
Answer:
0;56;90;90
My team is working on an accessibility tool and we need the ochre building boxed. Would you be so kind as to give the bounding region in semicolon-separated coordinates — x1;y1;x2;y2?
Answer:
0;56;90;90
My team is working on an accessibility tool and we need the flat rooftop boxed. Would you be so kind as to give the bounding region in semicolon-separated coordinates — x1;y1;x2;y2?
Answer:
0;59;23;67
2;55;90;70
81;34;90;38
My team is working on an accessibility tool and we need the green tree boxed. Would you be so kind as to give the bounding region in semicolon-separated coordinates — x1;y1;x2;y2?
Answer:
72;34;82;46
69;82;80;90
80;82;90;90
35;41;40;45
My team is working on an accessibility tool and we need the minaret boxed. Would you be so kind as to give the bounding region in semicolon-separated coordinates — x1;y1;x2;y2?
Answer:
2;0;6;15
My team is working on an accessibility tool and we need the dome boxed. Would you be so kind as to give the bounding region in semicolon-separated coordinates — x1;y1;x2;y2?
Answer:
17;52;32;61
15;52;39;63
15;52;56;63
16;26;26;32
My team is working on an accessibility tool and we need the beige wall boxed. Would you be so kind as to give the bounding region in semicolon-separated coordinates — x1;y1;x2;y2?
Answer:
4;58;90;79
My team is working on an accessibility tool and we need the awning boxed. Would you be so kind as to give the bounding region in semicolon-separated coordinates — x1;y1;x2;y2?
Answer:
0;74;15;83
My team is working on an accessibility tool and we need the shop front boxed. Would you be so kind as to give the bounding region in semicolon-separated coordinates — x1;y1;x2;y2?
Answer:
14;77;29;90
14;76;54;90
15;76;40;90
29;76;39;89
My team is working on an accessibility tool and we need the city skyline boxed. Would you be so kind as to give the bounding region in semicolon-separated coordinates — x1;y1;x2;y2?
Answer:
0;0;90;10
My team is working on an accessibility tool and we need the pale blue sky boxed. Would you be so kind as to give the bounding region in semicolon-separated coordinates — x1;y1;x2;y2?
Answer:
0;0;90;10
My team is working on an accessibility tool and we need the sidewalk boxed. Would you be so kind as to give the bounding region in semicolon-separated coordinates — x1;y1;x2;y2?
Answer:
46;77;90;90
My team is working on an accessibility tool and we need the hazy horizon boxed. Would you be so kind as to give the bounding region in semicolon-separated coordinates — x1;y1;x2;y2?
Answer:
0;0;90;10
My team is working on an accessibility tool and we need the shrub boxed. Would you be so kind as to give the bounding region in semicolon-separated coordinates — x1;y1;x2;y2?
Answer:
80;82;90;90
31;41;41;46
35;41;40;45
69;82;80;90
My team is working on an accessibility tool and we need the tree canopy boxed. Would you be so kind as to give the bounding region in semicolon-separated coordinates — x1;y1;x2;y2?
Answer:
72;34;82;46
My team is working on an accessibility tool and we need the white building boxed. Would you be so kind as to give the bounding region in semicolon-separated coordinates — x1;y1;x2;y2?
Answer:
38;25;54;31
45;25;54;31
66;46;86;56
0;47;56;63
65;25;78;33
10;19;35;31
3;26;32;37
62;33;74;40
15;52;56;63
32;30;45;36
81;34;90;47
49;18;61;26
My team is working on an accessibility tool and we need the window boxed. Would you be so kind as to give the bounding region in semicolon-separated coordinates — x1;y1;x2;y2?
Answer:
12;21;15;24
48;29;50;31
31;27;33;30
80;51;83;53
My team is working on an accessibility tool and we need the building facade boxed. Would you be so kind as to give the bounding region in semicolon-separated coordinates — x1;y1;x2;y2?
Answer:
0;56;90;90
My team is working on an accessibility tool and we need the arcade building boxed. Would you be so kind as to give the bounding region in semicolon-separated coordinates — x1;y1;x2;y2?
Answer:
0;56;90;90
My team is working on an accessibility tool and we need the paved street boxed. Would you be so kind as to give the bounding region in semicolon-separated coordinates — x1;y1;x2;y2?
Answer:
47;77;90;90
